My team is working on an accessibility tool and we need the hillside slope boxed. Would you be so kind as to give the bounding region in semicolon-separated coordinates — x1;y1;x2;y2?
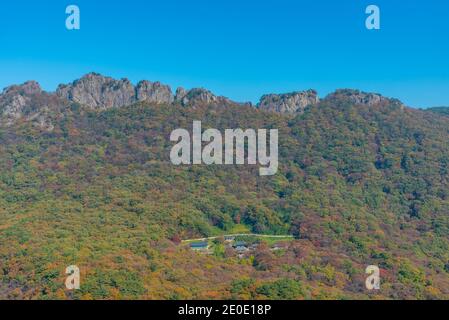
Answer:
0;76;448;300
427;107;449;117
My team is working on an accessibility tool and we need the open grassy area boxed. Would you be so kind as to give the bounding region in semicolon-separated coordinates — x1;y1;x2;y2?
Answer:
226;224;252;234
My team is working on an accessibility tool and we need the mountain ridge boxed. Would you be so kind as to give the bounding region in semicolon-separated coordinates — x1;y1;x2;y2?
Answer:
0;73;409;130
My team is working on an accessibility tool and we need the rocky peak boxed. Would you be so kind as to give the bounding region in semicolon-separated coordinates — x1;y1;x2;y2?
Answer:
0;81;62;130
174;87;188;103
3;81;42;96
325;89;404;108
56;73;135;110
136;80;174;104
174;87;231;106
56;73;174;109
1;73;411;130
257;90;319;114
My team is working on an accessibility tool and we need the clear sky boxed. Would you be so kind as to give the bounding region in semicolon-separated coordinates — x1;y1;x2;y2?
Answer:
0;0;448;107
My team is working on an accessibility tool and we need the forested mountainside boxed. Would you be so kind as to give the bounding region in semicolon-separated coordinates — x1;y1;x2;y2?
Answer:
0;74;448;300
427;107;449;117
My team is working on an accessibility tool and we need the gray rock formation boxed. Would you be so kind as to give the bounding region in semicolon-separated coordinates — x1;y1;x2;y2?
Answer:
175;87;231;106
56;73;136;110
257;90;319;114
325;89;404;108
136;80;174;104
3;73;239;128
56;73;174;110
6;81;42;96
1;74;409;130
0;81;62;130
174;87;188;104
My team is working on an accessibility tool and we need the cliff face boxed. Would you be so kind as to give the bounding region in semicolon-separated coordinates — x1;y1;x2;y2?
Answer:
56;73;136;110
136;80;174;105
257;90;320;114
256;89;406;115
56;73;175;110
55;73;229;109
174;87;232;106
0;81;43;124
1;73;408;130
0;81;65;130
324;89;405;109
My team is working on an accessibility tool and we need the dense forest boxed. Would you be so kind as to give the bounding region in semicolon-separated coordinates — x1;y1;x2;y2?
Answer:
1;91;448;300
427;107;449;117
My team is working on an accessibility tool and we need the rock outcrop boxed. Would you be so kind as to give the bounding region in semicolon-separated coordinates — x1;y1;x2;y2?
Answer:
56;73;174;110
257;90;319;114
5;81;42;96
1;73;241;128
175;87;231;106
56;73;136;110
0;81;63;130
136;80;174;104
1;73;410;130
325;89;404;108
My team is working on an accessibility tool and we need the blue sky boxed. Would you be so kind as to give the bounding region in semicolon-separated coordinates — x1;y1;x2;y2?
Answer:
0;0;448;107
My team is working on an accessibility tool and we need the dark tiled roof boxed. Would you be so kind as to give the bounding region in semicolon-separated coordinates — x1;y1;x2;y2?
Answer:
190;242;208;248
